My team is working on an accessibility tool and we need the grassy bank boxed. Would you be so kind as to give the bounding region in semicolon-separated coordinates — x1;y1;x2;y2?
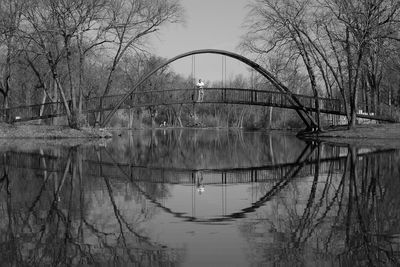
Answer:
302;123;400;148
0;123;112;139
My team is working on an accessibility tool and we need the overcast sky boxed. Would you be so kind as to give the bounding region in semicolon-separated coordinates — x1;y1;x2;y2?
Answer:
150;0;250;83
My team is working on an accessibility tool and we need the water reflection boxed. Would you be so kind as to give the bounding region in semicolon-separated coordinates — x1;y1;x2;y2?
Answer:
0;147;184;266
238;145;400;266
0;129;399;266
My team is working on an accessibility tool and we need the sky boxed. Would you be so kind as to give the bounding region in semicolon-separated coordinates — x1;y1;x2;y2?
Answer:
150;0;251;84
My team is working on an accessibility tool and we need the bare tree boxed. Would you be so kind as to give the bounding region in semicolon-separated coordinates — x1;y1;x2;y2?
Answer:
242;0;400;128
95;0;184;125
0;0;25;117
20;0;183;128
242;0;323;130
21;0;111;128
319;0;400;126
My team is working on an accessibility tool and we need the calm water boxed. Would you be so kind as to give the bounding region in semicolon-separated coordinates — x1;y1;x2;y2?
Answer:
1;129;400;266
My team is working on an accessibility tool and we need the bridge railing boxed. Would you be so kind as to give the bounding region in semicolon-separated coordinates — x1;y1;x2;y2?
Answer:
83;88;344;113
2;87;397;122
84;88;394;122
0;101;70;122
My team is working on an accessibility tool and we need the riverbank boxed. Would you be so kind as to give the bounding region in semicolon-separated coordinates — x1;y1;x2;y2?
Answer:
0;123;113;150
1;123;399;149
302;123;400;148
0;123;112;139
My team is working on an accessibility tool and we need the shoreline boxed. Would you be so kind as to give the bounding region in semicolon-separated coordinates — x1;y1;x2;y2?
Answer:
300;123;400;149
310;124;400;139
0;123;113;149
0;123;112;139
0;123;399;149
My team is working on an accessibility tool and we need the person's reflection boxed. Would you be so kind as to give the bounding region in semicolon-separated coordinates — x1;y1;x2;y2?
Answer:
195;171;205;194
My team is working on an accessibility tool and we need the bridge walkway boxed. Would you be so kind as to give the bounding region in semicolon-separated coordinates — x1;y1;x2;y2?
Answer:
1;88;395;123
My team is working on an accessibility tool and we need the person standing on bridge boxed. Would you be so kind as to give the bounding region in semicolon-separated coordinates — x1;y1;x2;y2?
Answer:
195;170;205;194
196;79;205;102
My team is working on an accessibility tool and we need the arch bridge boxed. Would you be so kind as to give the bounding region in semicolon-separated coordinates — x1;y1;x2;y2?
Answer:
1;49;396;126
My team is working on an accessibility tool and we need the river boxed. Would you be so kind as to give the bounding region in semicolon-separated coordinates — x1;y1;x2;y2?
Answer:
0;129;399;266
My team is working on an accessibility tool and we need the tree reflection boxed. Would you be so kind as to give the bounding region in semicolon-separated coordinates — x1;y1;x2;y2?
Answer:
100;129;307;169
0;148;184;266
239;144;400;266
2;134;400;266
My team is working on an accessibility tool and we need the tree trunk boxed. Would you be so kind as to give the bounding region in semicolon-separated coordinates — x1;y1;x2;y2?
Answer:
128;108;134;128
1;54;11;122
39;92;47;124
65;40;80;129
177;105;183;127
268;107;273;129
2;96;9;122
68;109;79;129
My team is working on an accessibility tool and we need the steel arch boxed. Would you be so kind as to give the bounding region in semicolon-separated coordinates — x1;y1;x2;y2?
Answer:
100;49;317;128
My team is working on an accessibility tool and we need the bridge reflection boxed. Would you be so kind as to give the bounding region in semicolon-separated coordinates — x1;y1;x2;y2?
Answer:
0;142;399;265
0;143;382;186
0;143;394;222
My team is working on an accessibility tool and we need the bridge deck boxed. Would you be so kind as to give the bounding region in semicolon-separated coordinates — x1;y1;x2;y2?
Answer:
1;88;396;123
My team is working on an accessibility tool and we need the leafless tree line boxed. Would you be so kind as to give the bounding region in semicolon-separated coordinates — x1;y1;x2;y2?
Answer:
3;0;400;130
0;0;184;128
242;0;400;129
